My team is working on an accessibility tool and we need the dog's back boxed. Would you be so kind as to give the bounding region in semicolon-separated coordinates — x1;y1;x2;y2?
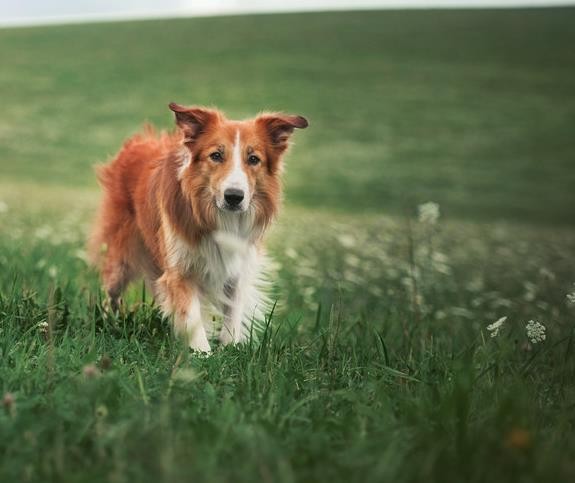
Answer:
88;127;177;299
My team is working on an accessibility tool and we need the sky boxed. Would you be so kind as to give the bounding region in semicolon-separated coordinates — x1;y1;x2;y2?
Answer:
1;0;574;27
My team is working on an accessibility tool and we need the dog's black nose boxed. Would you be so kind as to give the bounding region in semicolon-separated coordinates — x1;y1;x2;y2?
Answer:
224;188;244;207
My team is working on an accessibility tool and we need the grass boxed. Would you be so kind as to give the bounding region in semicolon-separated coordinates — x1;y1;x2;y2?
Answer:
1;8;575;483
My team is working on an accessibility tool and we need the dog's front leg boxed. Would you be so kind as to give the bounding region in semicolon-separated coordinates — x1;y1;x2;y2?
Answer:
156;271;211;353
219;278;246;346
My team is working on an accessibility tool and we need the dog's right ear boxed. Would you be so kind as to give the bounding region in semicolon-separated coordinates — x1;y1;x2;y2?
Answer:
169;103;219;144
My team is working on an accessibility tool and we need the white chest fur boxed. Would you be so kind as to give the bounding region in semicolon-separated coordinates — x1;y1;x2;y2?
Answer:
164;211;261;296
162;210;270;338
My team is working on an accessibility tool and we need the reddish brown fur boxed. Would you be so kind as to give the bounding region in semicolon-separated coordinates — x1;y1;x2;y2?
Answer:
88;104;307;348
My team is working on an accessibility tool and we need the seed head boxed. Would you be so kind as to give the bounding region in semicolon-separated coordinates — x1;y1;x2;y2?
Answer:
83;364;100;379
99;355;112;371
505;428;532;450
2;392;15;415
3;392;14;407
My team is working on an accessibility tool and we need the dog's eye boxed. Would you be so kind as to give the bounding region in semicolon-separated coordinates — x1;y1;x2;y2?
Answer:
247;155;260;166
209;152;223;162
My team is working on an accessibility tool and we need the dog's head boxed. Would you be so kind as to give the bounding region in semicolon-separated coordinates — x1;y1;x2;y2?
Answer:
169;102;308;229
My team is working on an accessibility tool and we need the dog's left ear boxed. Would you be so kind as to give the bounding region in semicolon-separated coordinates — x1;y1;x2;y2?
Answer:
256;113;308;152
169;102;219;144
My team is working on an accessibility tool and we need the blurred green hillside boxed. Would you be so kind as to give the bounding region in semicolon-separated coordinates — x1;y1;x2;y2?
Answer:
0;8;574;223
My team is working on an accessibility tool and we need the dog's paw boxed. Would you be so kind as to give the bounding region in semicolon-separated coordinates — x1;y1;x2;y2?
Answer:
219;327;241;346
218;327;247;347
218;329;234;346
189;331;212;354
101;296;122;316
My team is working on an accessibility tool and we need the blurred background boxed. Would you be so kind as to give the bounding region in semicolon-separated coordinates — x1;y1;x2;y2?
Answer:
1;0;574;223
3;1;574;26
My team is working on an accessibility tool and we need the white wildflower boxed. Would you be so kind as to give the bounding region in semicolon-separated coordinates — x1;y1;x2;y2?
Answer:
344;254;361;268
342;270;363;285
536;301;549;311
0;201;8;214
466;276;484;293
523;281;537;302
34;225;53;240
526;320;546;344
302;286;316;298
539;267;555;281
449;307;474;319
337;234;356;248
486;316;507;338
431;251;451;275
418;202;440;225
492;298;513;309
368;286;383;297
74;249;89;263
285;248;298;259
267;259;282;273
48;266;58;278
567;285;575;306
37;321;49;334
295;263;318;278
172;368;200;383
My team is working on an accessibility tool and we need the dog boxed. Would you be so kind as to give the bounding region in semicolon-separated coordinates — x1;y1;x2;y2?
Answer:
88;103;308;352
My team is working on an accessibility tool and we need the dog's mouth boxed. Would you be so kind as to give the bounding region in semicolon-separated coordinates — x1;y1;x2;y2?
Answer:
221;203;244;213
215;198;248;213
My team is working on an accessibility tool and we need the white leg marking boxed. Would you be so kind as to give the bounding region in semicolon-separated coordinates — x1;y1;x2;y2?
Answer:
184;292;211;353
219;246;269;346
220;281;244;345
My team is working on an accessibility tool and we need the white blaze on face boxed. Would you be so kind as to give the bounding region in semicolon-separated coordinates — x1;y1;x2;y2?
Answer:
222;130;250;205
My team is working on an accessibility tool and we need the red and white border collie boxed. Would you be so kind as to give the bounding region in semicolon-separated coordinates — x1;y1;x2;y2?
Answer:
89;103;308;352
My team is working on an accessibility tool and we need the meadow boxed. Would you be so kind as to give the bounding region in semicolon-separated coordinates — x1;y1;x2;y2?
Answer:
1;8;575;482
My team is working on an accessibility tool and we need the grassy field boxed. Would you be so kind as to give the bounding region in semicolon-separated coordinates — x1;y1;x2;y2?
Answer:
1;8;575;483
